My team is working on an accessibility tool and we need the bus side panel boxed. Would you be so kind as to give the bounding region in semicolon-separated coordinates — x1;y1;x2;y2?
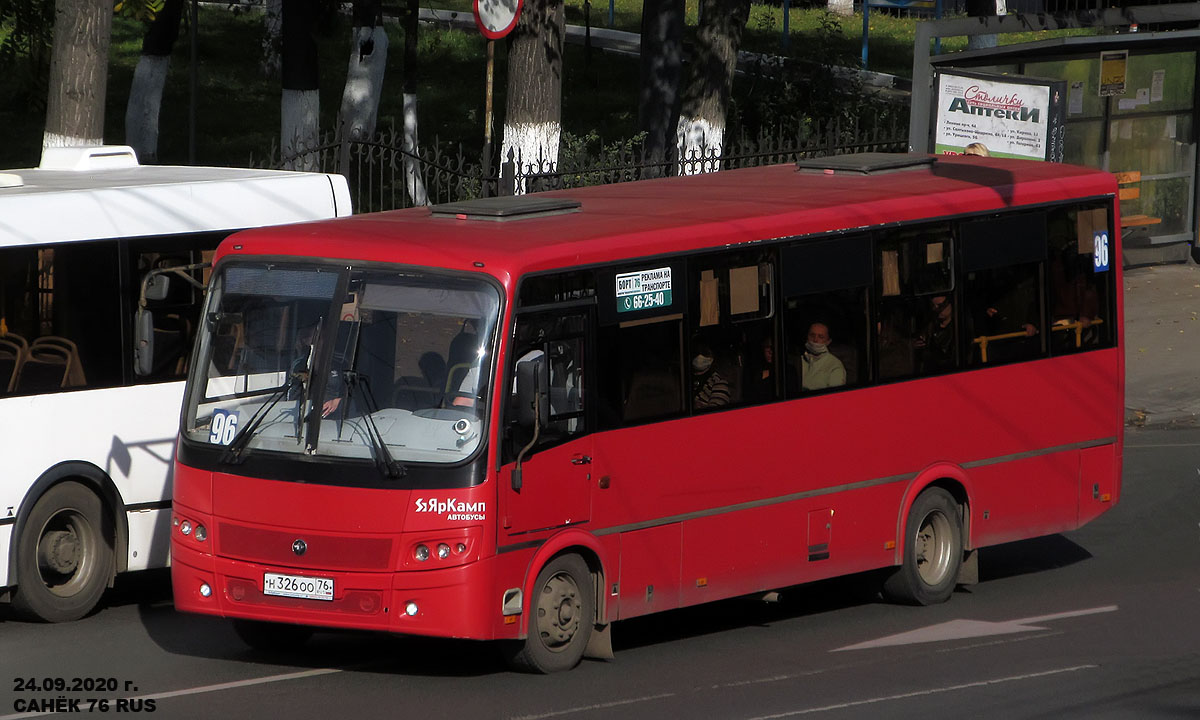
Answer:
678;484;901;608
1077;443;1119;527
0;384;180;580
616;524;681;620
963;451;1081;549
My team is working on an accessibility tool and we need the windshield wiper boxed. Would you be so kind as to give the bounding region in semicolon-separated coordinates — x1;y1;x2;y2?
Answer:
344;372;407;479
220;373;300;465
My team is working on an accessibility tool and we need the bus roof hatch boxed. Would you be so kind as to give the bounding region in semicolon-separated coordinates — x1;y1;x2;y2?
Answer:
795;153;937;175
431;195;582;222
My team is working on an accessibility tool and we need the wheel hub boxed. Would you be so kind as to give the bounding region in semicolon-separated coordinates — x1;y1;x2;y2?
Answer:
537;573;581;649
38;530;80;575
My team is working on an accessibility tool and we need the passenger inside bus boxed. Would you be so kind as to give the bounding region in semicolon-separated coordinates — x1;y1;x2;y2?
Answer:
914;295;956;373
691;343;731;410
799;322;846;391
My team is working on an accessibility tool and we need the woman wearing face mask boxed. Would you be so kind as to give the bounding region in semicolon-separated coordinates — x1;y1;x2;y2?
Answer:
800;322;845;391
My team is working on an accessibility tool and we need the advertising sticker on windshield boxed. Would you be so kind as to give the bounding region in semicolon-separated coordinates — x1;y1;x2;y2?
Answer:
616;267;673;313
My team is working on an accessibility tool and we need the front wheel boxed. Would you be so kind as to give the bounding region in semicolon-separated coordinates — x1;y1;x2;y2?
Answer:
882;487;963;606
504;554;594;673
12;481;114;622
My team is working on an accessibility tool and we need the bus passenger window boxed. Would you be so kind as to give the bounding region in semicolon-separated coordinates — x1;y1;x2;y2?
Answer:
782;288;866;396
875;224;958;378
689;251;775;408
0;242;123;395
1047;206;1113;353
597;316;683;427
964;263;1044;366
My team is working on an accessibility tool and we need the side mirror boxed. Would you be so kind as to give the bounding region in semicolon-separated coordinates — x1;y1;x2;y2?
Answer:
134;307;154;376
515;357;547;429
144;273;170;302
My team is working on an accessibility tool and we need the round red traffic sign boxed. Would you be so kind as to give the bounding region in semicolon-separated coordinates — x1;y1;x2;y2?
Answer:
473;0;524;39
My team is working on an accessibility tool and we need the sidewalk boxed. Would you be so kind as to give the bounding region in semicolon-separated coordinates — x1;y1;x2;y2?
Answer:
1123;262;1200;427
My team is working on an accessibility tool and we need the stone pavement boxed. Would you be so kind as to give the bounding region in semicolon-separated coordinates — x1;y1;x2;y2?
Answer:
1124;262;1200;427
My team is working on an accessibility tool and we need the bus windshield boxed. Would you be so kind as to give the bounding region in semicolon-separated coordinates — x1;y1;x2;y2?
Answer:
184;263;501;466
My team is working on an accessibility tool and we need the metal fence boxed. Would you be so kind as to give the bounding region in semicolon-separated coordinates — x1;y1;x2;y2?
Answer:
263;114;909;213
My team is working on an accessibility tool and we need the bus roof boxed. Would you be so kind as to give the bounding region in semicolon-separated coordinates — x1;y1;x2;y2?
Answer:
222;154;1116;282
0;146;351;248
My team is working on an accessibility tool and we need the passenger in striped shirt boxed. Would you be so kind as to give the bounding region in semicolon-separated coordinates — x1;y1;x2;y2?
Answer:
691;344;731;411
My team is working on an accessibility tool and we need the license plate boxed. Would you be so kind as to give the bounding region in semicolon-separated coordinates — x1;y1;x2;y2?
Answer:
263;572;334;601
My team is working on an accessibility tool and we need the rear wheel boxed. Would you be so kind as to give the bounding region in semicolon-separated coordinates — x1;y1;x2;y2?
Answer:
505;554;594;673
12;481;113;622
883;487;963;606
232;619;314;652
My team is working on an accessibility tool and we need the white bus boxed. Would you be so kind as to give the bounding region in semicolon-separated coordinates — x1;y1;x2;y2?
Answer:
0;146;351;621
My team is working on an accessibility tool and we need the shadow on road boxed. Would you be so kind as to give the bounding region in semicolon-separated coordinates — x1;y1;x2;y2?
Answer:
978;534;1094;583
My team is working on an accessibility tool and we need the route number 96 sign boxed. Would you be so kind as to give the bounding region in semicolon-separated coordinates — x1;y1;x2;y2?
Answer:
474;0;523;39
1093;230;1110;273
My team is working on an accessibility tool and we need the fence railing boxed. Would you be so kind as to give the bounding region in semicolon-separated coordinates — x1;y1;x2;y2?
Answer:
262;114;909;213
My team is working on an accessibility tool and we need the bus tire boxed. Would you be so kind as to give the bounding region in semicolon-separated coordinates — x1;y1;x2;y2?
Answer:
232;619;314;652
11;481;114;622
505;554;594;673
883;487;963;606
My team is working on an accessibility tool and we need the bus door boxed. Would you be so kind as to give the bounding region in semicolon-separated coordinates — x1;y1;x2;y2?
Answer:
500;312;592;536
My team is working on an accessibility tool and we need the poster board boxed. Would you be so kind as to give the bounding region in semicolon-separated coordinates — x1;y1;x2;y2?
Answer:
933;70;1067;162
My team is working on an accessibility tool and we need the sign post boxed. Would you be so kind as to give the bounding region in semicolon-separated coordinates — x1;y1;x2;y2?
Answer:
473;0;524;195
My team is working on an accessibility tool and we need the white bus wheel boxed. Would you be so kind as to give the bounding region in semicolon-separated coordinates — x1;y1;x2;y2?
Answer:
12;481;114;622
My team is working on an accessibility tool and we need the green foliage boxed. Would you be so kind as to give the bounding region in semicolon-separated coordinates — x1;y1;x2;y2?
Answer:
115;0;166;23
0;0;53;110
731;11;894;139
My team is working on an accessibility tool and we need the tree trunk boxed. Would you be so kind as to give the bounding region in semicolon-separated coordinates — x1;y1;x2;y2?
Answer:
339;0;386;141
125;0;184;163
501;0;565;195
281;0;320;171
402;0;428;206
43;0;113;153
638;0;684;170
827;0;853;17
965;0;1001;50
676;0;749;175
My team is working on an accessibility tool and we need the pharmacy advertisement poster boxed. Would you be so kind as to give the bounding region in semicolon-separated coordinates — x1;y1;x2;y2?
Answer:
933;70;1066;162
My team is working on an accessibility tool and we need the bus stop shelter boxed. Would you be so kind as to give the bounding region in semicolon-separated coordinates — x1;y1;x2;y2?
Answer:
909;4;1200;265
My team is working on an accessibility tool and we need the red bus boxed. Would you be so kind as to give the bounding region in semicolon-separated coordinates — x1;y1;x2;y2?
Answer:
170;153;1122;672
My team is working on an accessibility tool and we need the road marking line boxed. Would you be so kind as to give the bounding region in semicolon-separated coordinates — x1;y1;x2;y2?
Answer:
716;670;826;689
835;604;1118;651
509;692;676;720
1010;604;1118;625
1;668;342;720
744;665;1097;719
935;630;1062;653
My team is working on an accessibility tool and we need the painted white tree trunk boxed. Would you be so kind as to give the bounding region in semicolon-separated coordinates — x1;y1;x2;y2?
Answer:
262;0;283;78
43;0;112;154
676;116;723;175
282;89;319;171
43;131;103;150
402;92;428;206
125;55;170;163
501;122;560;196
827;0;853;16
340;25;388;140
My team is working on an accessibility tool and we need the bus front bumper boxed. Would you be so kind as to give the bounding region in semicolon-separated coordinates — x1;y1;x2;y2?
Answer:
171;541;499;640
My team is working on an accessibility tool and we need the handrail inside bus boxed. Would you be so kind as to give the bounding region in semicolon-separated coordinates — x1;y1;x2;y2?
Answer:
971;318;1103;363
